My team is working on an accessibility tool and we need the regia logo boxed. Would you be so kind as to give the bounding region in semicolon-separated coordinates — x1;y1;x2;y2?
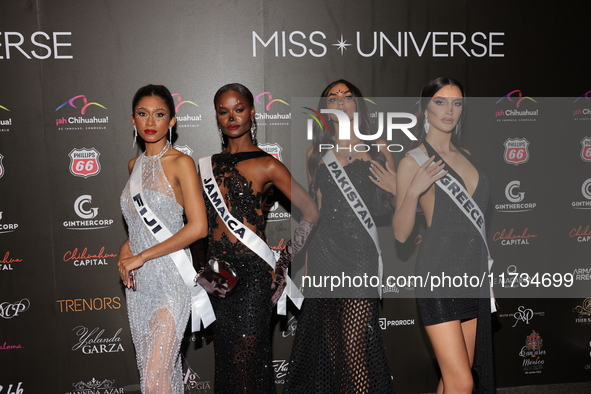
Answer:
573;298;591;324
503;138;529;166
252;30;505;58
182;358;212;392
255;92;291;126
305;108;416;153
495;90;538;122
63;195;114;230
55;95;108;131
572;178;591;210
0;211;19;234
174;145;193;156
67;378;124;394
0;251;23;271
71;326;124;355
69;147;101;178
0;104;12;133
520;330;546;374
495;180;536;212
258;142;283;162
173;93;201;128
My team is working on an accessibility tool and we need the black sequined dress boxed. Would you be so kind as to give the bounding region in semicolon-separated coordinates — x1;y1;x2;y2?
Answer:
203;151;275;394
285;159;395;394
416;141;494;392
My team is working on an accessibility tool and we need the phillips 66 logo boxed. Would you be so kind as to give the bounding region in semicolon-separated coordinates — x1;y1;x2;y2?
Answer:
581;137;591;162
69;148;101;178
503;138;529;166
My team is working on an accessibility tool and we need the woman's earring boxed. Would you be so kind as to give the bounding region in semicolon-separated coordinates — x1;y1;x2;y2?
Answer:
133;126;137;147
250;119;257;141
218;125;223;140
424;117;430;134
168;128;172;143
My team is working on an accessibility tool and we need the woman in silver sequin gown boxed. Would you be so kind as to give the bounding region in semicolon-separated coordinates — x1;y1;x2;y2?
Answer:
118;85;208;394
285;80;396;393
393;77;494;393
200;83;318;393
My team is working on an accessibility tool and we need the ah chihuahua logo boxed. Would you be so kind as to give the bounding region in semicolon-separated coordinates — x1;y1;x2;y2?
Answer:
255;92;290;111
496;90;537;108
56;95;107;114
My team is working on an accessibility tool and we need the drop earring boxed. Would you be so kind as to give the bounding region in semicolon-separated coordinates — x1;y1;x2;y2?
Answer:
250;119;257;141
133;126;137;147
424;117;430;134
168;128;172;143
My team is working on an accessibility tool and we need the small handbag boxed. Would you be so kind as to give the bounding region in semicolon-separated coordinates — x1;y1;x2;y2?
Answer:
208;258;239;293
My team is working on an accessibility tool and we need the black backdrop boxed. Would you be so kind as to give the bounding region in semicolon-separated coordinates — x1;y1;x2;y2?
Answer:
1;1;590;393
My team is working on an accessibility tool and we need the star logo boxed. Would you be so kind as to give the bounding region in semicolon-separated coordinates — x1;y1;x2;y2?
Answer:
332;34;352;55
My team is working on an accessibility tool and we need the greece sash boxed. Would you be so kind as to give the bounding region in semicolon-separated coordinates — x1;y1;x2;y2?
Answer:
407;147;497;312
323;150;384;298
198;156;304;314
129;154;216;331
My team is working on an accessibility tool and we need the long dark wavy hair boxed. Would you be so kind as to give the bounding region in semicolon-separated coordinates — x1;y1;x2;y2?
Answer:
213;83;257;149
307;79;389;204
413;76;465;148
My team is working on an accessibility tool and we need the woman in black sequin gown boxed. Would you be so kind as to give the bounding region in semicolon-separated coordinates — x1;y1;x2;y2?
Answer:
200;83;318;393
285;80;396;393
393;77;494;393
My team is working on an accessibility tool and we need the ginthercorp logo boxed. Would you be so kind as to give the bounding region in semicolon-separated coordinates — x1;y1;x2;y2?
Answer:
252;30;505;58
172;94;201;127
69;148;101;178
64;195;113;230
572;178;591;210
495;180;536;213
55;95;108;130
265;201;291;223
503;138;529;165
0;104;12;132
495;90;538;121
304;108;416;153
0;211;19;234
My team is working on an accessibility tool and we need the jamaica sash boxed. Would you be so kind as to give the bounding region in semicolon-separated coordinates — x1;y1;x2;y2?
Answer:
407;147;496;312
129;154;216;331
199;156;304;314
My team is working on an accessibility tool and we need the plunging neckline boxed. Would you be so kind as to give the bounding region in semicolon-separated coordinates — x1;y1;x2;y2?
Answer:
423;140;480;197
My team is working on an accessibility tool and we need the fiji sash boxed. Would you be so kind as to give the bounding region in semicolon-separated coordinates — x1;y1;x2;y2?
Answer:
407;147;497;312
129;155;216;331
198;156;304;314
323;150;384;298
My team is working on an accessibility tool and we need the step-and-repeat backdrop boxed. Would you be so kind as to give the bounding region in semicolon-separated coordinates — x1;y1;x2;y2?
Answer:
1;1;590;393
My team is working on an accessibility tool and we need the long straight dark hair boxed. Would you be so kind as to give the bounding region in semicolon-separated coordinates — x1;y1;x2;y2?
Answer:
413;76;465;148
307;79;388;202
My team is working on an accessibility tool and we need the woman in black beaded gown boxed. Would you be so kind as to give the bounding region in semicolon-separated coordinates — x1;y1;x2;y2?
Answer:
392;77;494;393
198;83;318;393
285;80;396;393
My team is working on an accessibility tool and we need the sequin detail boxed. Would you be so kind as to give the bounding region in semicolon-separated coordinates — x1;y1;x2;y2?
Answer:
121;153;191;394
203;152;275;393
285;159;395;393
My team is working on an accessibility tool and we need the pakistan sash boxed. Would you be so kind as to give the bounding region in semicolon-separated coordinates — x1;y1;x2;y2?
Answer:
323;150;384;297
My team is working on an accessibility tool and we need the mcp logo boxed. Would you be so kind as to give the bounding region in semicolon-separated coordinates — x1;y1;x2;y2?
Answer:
56;95;107;114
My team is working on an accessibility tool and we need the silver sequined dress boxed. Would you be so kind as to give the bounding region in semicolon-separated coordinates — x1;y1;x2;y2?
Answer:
120;152;191;394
